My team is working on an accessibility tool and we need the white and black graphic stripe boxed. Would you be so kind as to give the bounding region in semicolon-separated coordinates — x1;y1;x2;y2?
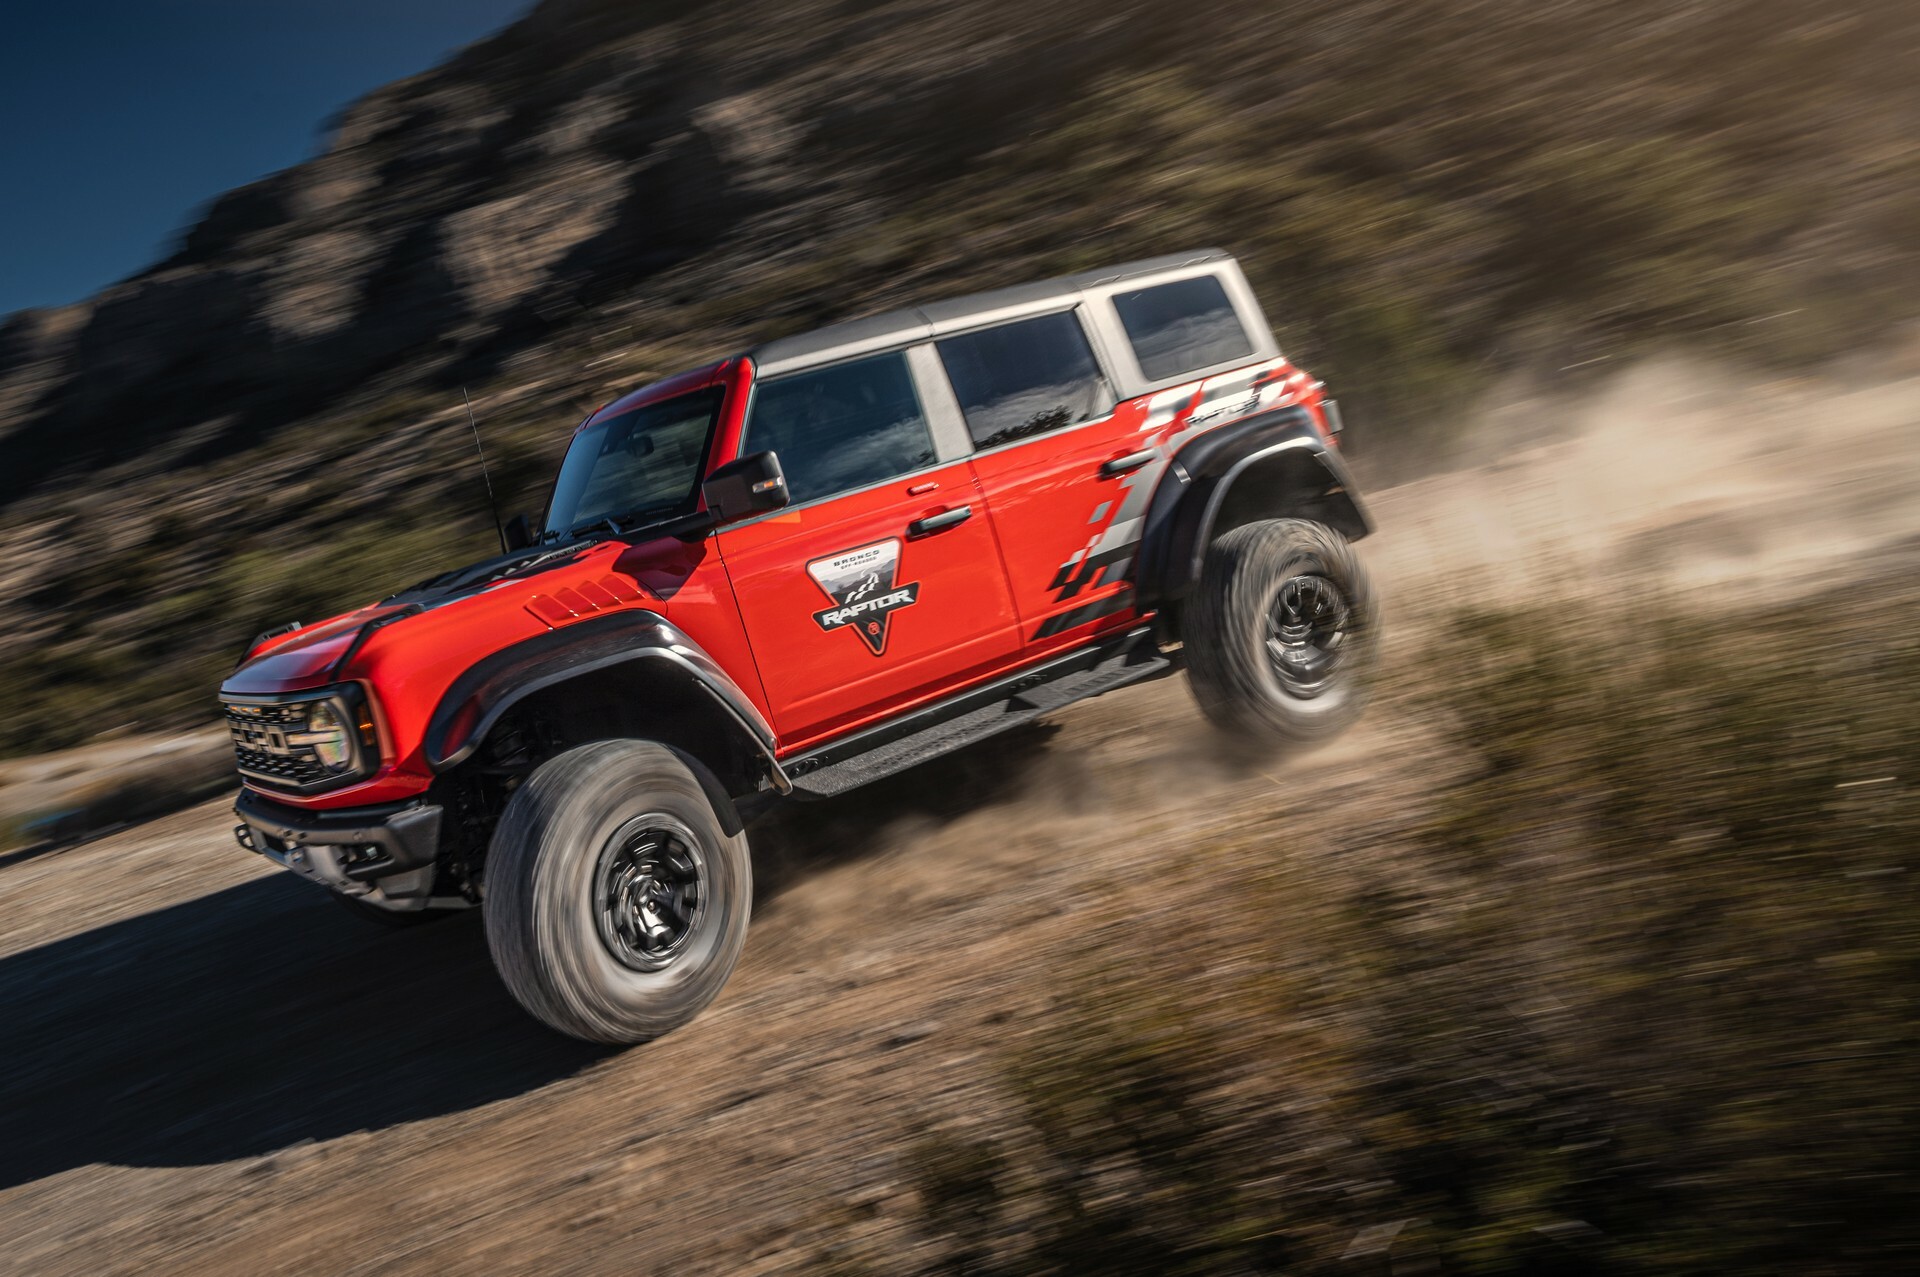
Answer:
1043;359;1296;603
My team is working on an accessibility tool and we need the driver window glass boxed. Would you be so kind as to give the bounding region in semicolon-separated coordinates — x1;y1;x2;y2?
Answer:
744;351;936;505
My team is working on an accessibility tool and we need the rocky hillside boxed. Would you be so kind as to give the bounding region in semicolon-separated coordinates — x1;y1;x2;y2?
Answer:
1;0;1916;754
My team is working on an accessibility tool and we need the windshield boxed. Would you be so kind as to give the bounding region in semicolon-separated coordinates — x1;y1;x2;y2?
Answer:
543;388;724;537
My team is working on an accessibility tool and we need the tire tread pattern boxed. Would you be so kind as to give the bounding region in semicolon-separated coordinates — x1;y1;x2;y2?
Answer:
483;740;750;1044
1185;518;1378;745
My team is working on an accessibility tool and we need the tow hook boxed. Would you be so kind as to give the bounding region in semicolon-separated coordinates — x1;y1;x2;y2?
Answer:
233;824;258;853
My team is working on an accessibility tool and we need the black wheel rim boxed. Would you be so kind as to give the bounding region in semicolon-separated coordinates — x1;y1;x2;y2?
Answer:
592;815;707;972
1263;573;1350;698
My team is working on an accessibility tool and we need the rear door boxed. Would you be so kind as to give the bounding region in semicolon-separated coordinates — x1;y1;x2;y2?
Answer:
714;348;1021;748
954;272;1270;651
941;308;1150;648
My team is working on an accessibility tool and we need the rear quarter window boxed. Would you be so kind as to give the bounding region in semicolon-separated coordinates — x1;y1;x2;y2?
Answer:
936;311;1110;448
1112;274;1253;382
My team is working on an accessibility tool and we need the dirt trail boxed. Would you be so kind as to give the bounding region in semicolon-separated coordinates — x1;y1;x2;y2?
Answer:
2;364;1915;1274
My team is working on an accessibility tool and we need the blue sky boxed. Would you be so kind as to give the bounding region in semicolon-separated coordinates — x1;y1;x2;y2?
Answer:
0;1;532;317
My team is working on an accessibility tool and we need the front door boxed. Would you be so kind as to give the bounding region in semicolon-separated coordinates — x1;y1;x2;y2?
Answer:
715;349;1020;748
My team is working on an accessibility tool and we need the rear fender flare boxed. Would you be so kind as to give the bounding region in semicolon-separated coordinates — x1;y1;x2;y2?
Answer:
1134;407;1372;606
424;611;788;795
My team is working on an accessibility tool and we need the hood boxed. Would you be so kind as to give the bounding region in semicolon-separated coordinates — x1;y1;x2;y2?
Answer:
219;535;675;697
221;602;415;696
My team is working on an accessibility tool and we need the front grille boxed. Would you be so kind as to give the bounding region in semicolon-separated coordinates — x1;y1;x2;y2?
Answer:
225;700;333;788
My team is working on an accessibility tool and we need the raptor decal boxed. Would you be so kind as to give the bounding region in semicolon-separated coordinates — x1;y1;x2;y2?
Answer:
807;539;920;656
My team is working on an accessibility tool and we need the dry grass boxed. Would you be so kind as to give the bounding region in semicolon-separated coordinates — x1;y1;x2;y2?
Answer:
893;585;1920;1275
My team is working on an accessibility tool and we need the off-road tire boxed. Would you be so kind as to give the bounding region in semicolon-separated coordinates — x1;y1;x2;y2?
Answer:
483;740;751;1044
1185;518;1378;745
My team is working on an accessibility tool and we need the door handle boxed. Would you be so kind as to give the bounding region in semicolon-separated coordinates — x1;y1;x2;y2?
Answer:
907;505;972;538
1101;449;1157;477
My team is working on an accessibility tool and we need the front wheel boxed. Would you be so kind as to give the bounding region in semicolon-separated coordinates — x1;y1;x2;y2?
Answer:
1184;518;1379;746
483;740;752;1044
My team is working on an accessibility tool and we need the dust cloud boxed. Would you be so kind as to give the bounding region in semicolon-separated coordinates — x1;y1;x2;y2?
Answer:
1368;359;1920;612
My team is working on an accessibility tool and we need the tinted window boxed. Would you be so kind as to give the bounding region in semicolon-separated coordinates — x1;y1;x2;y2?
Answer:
544;388;722;536
937;311;1110;448
1112;275;1253;381
744;352;937;505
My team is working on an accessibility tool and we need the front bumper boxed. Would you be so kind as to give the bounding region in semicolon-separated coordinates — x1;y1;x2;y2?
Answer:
234;788;444;902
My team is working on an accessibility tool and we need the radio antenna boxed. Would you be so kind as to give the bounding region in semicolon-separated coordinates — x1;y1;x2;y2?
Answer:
463;387;508;555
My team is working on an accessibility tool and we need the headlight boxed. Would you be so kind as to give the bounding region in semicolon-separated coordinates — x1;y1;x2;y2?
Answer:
297;701;354;772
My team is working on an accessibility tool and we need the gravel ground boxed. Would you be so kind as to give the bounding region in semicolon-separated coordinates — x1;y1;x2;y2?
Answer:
0;682;1392;1276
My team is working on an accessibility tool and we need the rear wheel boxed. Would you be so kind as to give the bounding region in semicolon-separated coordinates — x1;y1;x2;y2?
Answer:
1185;518;1378;745
483;740;751;1044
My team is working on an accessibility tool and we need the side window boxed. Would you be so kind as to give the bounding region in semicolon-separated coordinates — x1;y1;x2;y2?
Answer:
1111;274;1253;382
936;311;1110;449
743;351;937;505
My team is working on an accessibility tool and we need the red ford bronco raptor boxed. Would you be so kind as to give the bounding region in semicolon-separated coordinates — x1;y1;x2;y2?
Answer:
223;250;1377;1043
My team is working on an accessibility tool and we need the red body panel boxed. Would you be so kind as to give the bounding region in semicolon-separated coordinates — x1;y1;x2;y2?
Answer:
969;357;1326;655
228;607;393;691
965;400;1154;651
608;532;771;727
222;340;1332;812
714;463;1021;748
227;534;767;809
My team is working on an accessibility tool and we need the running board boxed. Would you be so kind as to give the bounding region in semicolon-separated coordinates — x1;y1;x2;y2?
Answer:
785;627;1171;799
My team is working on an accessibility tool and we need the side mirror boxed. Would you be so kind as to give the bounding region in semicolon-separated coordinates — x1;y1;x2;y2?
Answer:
502;513;535;551
701;451;790;523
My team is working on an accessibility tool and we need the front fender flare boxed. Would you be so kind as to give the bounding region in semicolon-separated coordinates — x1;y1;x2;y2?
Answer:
1133;406;1372;606
423;610;788;792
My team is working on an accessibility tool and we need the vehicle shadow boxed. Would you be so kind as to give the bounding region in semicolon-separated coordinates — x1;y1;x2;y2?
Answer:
748;721;1062;905
0;873;606;1192
0;723;1061;1193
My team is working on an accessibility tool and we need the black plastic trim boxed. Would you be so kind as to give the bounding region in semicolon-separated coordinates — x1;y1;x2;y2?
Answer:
234;788;443;881
787;625;1165;777
423;611;784;789
1133;406;1371;605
